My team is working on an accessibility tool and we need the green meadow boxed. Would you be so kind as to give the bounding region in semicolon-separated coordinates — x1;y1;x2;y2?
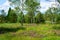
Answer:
0;23;60;40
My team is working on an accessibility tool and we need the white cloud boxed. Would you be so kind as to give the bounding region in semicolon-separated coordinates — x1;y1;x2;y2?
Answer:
0;0;10;13
0;0;59;14
40;0;59;13
40;1;51;13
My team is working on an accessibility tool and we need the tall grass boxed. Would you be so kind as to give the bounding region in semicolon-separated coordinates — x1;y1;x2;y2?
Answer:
0;23;60;40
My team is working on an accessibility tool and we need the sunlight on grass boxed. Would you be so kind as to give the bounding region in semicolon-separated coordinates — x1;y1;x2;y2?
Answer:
0;23;60;40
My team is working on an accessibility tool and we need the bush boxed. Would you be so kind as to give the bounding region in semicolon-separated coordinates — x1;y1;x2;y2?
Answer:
53;25;60;30
0;26;26;34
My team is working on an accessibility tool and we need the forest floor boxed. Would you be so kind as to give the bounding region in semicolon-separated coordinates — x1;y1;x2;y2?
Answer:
0;23;60;40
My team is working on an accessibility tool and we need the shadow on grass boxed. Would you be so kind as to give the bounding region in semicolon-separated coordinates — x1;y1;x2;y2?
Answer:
53;25;60;30
0;27;26;34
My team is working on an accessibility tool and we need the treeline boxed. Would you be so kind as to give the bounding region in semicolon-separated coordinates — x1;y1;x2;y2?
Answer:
0;7;60;24
0;8;45;23
0;0;60;24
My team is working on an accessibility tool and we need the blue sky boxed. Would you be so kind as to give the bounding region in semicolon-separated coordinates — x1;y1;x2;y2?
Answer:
0;0;10;14
0;0;6;5
0;0;58;14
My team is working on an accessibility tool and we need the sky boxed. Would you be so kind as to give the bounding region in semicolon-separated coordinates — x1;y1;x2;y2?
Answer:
40;0;59;13
0;0;59;14
0;0;10;14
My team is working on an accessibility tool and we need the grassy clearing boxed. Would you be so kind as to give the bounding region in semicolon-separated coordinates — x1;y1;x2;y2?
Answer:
0;23;60;40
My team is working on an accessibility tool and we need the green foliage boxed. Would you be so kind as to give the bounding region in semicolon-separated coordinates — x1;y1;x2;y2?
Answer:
25;0;40;9
24;13;32;23
7;8;17;23
56;13;60;23
0;0;60;24
45;8;58;24
0;15;4;23
53;25;60;30
19;12;25;26
57;0;60;3
0;7;60;24
25;0;40;23
24;14;30;23
0;10;6;23
25;11;35;23
35;12;45;23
